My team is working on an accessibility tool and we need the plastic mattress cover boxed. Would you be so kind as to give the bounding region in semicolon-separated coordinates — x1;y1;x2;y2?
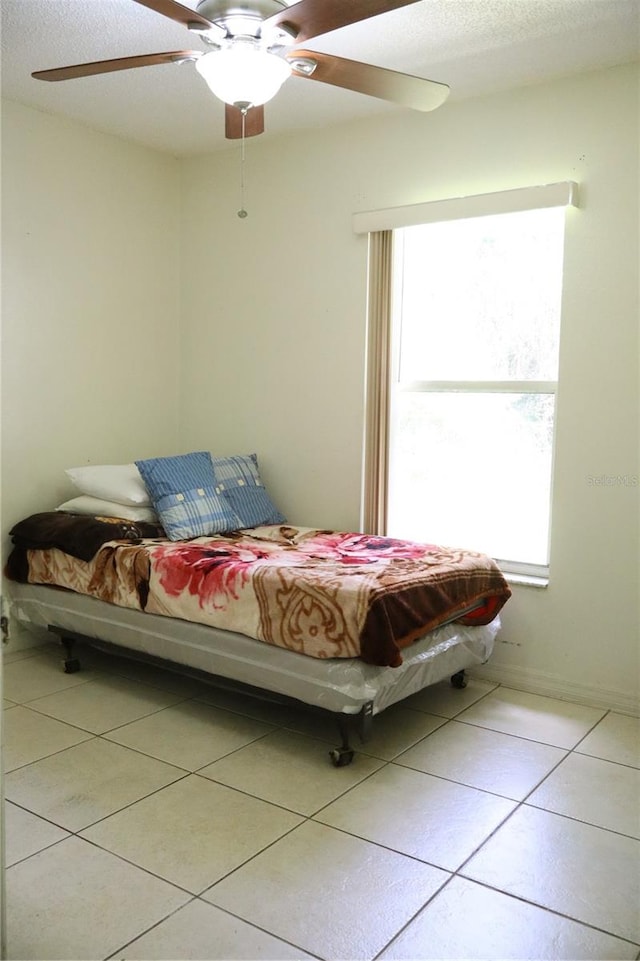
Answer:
8;582;499;715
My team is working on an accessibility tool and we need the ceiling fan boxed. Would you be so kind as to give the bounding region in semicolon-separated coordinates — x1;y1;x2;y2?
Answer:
32;0;450;140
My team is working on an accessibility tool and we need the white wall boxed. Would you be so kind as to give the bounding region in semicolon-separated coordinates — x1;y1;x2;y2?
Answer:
179;63;639;713
1;102;182;534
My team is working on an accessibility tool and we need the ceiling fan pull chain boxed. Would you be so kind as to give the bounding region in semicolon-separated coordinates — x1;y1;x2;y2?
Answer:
237;107;248;219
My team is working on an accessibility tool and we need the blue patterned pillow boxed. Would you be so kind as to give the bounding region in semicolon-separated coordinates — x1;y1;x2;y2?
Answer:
211;453;286;528
135;451;241;541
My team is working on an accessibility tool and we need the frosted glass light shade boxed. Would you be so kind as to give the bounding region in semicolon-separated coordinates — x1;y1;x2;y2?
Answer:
196;46;291;107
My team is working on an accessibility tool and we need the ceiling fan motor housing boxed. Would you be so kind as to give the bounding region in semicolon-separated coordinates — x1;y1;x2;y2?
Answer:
195;0;293;36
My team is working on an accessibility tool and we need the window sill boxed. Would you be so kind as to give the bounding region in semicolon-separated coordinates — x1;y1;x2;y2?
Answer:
504;572;549;589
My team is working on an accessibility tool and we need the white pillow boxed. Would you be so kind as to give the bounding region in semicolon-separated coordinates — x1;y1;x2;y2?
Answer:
56;496;158;524
65;463;151;506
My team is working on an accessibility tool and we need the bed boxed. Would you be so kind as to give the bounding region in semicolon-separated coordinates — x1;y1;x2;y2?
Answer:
5;511;510;765
4;453;511;765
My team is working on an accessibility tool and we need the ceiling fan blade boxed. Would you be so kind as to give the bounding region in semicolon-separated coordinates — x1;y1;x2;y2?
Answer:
288;50;449;112
32;51;201;82
225;104;265;139
262;0;422;44
132;0;225;37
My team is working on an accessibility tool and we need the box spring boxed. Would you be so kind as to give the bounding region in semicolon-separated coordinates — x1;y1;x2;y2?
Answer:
9;582;498;716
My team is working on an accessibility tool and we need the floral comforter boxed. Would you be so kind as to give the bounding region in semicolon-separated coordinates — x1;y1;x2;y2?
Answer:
6;515;511;666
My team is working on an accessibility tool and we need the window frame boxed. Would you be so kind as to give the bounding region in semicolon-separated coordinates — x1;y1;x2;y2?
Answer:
359;182;579;580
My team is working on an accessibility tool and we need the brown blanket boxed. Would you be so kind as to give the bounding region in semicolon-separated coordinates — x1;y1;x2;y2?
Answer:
5;511;164;583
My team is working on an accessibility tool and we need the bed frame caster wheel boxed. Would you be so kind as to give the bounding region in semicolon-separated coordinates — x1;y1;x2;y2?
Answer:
329;748;354;767
63;658;81;674
450;669;467;689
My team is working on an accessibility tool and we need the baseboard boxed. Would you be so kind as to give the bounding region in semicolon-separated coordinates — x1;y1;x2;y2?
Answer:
470;662;640;718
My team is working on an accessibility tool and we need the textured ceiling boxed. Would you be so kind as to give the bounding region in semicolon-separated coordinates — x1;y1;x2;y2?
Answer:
2;0;639;155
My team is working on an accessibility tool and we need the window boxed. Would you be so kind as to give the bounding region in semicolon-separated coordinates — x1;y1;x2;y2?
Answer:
359;184;578;579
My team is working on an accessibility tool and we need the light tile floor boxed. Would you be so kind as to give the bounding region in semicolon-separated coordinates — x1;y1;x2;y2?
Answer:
3;640;639;961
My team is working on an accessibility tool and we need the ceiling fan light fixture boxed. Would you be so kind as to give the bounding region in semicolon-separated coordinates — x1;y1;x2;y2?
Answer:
195;44;291;107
